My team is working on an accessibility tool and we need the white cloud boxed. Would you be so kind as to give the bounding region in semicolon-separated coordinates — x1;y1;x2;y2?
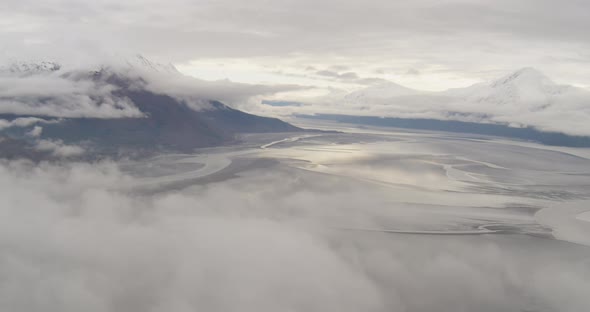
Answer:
27;125;42;137
138;68;308;109
259;68;590;137
0;161;382;312
1;0;589;90
34;139;85;157
0;71;145;118
0;117;56;130
0;58;307;117
0;159;588;311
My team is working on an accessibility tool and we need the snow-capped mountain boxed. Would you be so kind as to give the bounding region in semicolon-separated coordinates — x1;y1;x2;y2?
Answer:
344;81;421;103
1;55;180;78
490;67;555;89
0;61;62;76
332;67;590;136
446;67;576;109
347;67;581;105
0;56;302;158
106;54;181;75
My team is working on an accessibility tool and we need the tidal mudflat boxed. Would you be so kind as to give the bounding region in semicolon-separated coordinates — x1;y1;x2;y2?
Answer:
53;124;590;310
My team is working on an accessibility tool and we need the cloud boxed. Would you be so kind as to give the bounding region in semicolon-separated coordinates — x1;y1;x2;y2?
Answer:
304;69;388;87
0;58;308;117
34;139;85;157
2;0;590;105
0;71;144;118
139;69;308;109
315;70;359;81
1;0;589;91
0;160;382;312
339;72;360;80
0;158;589;311
262;68;590;137
315;70;340;78
0;117;56;130
329;65;350;71
27;125;42;137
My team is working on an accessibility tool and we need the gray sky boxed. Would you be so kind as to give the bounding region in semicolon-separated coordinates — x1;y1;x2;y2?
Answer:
2;0;589;90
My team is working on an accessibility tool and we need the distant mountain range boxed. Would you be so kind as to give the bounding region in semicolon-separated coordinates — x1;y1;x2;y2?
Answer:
343;67;586;109
299;67;590;146
344;80;420;101
2;60;588;158
0;57;301;159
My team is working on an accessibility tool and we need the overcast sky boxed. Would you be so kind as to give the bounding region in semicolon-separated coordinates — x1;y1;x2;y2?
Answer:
1;0;589;91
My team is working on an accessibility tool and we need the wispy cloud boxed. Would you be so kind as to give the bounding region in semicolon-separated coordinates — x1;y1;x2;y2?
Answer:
0;58;308;118
0;157;589;311
34;139;85;157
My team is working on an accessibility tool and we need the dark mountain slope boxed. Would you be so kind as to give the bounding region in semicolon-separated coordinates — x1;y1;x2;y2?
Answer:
0;69;302;155
35;91;300;152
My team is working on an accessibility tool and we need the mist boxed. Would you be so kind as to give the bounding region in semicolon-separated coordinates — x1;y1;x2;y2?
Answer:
0;58;304;119
2;0;590;310
1;155;589;312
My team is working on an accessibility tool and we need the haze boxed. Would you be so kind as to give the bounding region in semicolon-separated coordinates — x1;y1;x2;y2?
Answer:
1;1;589;311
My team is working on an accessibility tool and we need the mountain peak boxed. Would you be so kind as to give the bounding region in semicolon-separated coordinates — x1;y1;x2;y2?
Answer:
118;54;180;75
345;80;419;102
0;60;62;76
514;67;542;75
1;55;180;78
491;67;554;88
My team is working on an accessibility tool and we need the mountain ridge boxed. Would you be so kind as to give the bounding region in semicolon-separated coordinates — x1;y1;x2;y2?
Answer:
332;67;590;136
0;57;303;158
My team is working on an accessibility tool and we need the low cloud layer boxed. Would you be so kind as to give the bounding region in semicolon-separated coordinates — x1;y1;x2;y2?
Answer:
0;58;305;118
0;70;143;118
2;0;589;89
0;117;56;130
33;139;85;157
261;68;590;137
140;68;307;109
0;159;589;311
0;161;381;312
